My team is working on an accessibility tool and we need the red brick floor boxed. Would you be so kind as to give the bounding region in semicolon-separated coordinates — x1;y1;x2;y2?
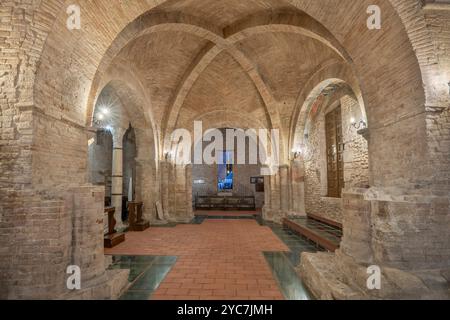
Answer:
105;219;289;300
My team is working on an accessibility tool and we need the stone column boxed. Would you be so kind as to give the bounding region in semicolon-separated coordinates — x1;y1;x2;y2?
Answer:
185;164;193;219
270;172;280;211
174;164;185;219
111;127;126;229
263;165;271;209
279;165;289;214
160;160;170;220
290;159;306;215
135;158;155;221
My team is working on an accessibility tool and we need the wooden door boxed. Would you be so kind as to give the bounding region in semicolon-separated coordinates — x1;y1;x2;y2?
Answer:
325;106;344;197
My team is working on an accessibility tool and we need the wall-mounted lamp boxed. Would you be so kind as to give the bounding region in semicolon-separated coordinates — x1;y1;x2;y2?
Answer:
165;150;176;161
292;147;303;159
350;117;367;130
448;81;450;95
304;133;309;141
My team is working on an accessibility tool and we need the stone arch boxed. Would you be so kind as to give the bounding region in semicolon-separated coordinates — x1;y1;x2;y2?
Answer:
94;77;159;163
28;1;432;189
27;1;434;140
388;0;444;107
299;81;370;223
290;61;366;152
78;9;359;165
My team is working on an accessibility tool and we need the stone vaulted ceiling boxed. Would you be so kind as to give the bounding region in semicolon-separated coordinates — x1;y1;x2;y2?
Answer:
103;0;343;136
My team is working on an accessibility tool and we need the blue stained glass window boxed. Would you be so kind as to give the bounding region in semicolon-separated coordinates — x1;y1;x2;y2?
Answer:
218;151;233;191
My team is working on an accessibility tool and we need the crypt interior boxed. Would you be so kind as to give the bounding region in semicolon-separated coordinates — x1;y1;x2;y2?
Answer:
1;0;450;300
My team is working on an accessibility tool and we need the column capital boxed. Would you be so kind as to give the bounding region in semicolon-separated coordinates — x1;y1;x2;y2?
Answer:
112;127;126;148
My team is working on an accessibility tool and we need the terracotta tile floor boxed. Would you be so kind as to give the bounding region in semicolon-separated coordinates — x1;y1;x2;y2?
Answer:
105;219;289;300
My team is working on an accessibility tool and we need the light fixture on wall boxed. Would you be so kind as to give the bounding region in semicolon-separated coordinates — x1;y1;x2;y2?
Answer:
292;146;303;159
165;150;176;161
350;117;367;130
448;81;450;95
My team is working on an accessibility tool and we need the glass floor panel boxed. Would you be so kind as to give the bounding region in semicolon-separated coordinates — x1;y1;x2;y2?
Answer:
108;255;177;300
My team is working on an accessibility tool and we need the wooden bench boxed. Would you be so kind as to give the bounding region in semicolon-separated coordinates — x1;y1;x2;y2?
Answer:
127;201;150;231
282;214;342;252
307;213;343;229
195;196;256;211
104;207;125;248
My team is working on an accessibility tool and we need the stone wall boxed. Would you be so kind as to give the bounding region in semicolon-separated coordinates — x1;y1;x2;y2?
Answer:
1;0;449;300
123;128;136;201
191;129;265;209
32;111;89;189
192;164;265;209
0;192;68;299
304;94;369;223
0;184;122;299
88;131;113;198
423;6;450;195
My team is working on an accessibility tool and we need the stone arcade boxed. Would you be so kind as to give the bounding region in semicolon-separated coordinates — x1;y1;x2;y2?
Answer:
0;0;449;300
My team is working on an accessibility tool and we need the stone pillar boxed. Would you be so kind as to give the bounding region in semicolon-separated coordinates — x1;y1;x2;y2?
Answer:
263;165;271;209
279;165;289;213
270;172;280;211
290;159;306;215
160;160;170;221
340;188;372;264
263;171;281;222
111;127;126;229
168;162;176;217
185;164;193;218
174;164;185;219
135;158;155;221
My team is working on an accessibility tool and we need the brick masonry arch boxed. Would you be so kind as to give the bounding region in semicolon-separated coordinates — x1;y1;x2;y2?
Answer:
2;0;449;299
28;0;432;187
289;60;366;152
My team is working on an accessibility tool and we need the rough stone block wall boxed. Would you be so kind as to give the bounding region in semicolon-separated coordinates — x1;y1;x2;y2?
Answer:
425;6;450;178
370;195;450;270
427;107;450;193
304;94;369;223
88;131;113;198
341;96;369;188
63;186;107;291
0;193;68;299
135;159;159;221
0;184;109;299
340;190;373;264
32;111;88;189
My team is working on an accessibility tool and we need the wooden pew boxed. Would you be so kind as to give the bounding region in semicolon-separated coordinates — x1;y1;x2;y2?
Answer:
127;201;150;231
282;214;342;252
104;206;125;248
